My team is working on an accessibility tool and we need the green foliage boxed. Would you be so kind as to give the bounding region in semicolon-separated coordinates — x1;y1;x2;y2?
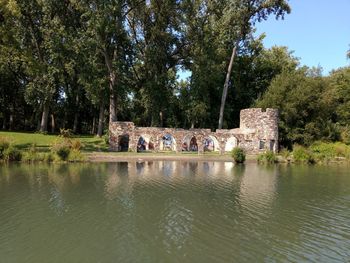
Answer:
310;142;350;161
103;129;109;145
68;149;85;162
70;139;82;151
256;67;342;147
0;0;346;150
280;148;291;160
3;146;22;162
292;145;315;164
60;129;73;138
51;137;84;161
0;136;11;159
258;151;277;164
52;140;71;161
231;147;246;164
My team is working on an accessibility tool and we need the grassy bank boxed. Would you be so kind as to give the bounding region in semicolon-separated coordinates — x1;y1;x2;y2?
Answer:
2;131;350;164
0;131;108;152
257;142;350;164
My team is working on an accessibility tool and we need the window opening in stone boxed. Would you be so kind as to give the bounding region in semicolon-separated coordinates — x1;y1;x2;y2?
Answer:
118;134;129;152
259;140;265;150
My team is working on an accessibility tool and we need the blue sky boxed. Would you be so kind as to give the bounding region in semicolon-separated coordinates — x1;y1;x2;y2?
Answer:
255;0;350;74
178;0;350;80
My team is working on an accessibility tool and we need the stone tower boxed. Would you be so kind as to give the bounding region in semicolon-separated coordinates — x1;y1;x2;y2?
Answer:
239;108;279;152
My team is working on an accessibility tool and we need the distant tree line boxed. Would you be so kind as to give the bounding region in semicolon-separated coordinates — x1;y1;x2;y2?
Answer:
1;0;349;148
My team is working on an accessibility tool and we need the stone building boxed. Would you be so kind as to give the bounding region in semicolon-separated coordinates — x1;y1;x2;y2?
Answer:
109;108;279;154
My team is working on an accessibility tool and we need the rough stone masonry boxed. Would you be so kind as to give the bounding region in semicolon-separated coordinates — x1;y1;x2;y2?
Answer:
109;108;279;154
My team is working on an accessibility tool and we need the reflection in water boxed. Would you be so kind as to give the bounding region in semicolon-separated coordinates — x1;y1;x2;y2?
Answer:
1;162;350;263
160;198;193;253
49;186;67;216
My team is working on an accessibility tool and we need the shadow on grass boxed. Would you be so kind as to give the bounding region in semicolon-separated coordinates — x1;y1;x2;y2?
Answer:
14;143;51;152
81;140;109;152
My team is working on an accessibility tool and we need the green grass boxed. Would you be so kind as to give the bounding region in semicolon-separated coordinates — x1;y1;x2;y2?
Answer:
0;131;108;152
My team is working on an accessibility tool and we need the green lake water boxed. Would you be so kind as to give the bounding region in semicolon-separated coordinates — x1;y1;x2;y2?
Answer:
1;161;350;262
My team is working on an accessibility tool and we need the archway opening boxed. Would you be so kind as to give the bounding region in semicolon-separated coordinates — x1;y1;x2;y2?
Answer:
182;135;198;152
118;134;129;152
137;136;146;152
204;136;220;152
160;133;176;151
137;135;155;152
225;136;238;152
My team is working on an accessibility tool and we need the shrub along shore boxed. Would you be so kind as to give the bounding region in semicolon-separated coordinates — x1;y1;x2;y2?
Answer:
1;131;350;164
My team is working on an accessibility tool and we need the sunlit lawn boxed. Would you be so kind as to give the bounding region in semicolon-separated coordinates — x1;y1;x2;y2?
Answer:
0;131;108;152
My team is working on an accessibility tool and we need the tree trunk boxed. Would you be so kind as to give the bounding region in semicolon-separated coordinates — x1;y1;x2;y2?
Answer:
218;45;237;129
2;116;6;130
73;91;79;133
109;86;117;123
9;114;13;131
91;117;96;135
62;111;67;129
40;101;50;132
73;112;79;134
97;101;105;137
103;50;117;123
50;114;55;133
159;111;163;127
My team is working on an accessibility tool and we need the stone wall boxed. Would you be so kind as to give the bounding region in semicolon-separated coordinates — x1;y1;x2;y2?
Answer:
109;108;279;154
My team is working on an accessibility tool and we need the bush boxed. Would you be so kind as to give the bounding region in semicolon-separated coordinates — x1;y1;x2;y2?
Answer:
51;138;85;162
0;137;11;159
44;152;55;162
70;139;82;151
22;144;42;162
292;145;315;164
103;129;109;145
231;147;246;164
52;139;71;161
309;141;350;161
3;146;22;162
59;128;73;138
340;126;350;145
56;146;70;161
258;151;277;164
280;148;291;160
68;149;85;162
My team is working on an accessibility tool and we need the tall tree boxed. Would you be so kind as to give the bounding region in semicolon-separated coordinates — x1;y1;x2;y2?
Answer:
217;0;290;129
126;0;184;127
78;0;131;124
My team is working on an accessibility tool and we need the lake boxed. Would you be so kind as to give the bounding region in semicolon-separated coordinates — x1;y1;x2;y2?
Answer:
1;161;350;262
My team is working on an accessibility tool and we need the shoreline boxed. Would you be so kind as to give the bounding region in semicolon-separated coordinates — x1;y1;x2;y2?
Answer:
85;152;252;163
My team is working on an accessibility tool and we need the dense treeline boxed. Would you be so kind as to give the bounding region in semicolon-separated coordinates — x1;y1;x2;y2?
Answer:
0;0;349;148
256;67;350;148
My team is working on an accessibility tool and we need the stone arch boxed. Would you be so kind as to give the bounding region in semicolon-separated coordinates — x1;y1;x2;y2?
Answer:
182;133;199;152
203;135;220;152
225;136;238;152
136;134;155;152
159;133;176;151
118;134;130;152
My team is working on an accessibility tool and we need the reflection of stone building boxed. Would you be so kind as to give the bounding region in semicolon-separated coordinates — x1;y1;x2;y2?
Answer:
109;108;279;154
